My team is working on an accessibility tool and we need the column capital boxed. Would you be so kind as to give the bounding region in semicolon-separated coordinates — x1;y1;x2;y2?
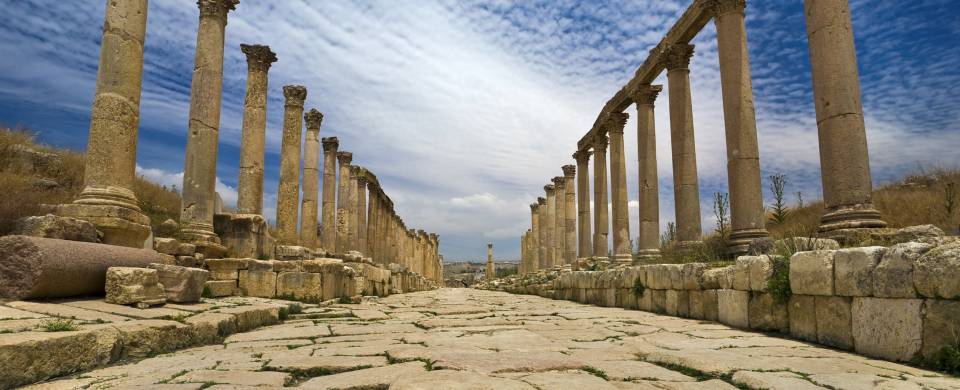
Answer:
367;182;380;192
322;136;339;152
283;85;307;107
530;203;539;212
304;109;323;131
240;44;277;72
544;184;555;195
702;0;746;17
537;197;547;205
662;43;695;70
349;165;361;177
605;112;629;134
593;134;609;153
337;151;353;165
632;84;664;105
562;164;576;178
198;0;238;21
356;170;368;185
572;149;592;163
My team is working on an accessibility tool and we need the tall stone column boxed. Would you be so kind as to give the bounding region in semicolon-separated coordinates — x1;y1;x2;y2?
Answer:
663;43;703;247
366;182;379;259
607;113;632;262
633;85;664;261
274;85;307;246
552;177;566;268
347;166;361;252
804;0;886;232
562;165;577;266
320;137;339;251
592;136;610;258
706;0;771;254
529;203;540;273
486;242;495;281
544;185;557;268
236;44;277;215
356;170;368;255
335;151;353;254
431;234;440;281
299;109;323;249
59;0;151;248
573;151;592;262
179;0;239;252
537;197;548;270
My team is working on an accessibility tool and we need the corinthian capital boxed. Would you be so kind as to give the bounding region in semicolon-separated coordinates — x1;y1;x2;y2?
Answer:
661;43;695;70
537;197;547;205
322;136;339;152
283;85;307;107
240;44;277;72
198;0;238;21
551;176;565;189
702;0;746;17
562;164;576;178
605;112;629;134
593;134;609;153
544;184;555;195
573;149;592;163
337;151;353;165
632;84;663;105
304;109;323;130
530;203;539;212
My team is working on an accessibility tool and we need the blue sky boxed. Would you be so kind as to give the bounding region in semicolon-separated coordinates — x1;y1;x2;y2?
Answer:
1;0;958;261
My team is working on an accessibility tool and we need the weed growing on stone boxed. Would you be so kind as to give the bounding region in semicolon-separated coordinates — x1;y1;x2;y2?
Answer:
632;277;646;298
201;286;212;298
766;256;792;304
40;318;78;332
278;307;289;321
288;304;303;315
582;366;609;380
927;344;960;376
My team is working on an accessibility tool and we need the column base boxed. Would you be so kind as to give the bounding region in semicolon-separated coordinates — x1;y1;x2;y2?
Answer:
180;221;227;258
612;253;633;264
677;240;704;251
727;228;770;256
57;203;151;249
818;205;887;232
634;249;661;265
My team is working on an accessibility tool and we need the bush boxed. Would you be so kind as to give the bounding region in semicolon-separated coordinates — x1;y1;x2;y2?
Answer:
767;256;792;304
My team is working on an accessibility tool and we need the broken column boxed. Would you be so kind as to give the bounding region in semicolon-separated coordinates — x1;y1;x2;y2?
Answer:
552;176;566;268
275;85;308;246
663;43;703;248
321;137;339;251
236;44;277;215
804;0;886;232
573;150;592;262
179;0;239;255
592;135;610;258
607;112;632;262
58;0;152;248
335;151;353;254
633;84;663;260
300;108;323;249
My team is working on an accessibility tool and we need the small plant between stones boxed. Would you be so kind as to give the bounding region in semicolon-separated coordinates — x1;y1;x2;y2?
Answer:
767;256;792;304
582;366;609;380
632;277;646;298
926;343;960;376
41;318;78;332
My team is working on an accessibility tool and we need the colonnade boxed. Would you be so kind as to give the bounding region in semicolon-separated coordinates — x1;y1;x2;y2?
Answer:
519;0;885;273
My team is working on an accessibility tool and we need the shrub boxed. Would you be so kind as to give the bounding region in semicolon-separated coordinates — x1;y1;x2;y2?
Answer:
767;256;792;304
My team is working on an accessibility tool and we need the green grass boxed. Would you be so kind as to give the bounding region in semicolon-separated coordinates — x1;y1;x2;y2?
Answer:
582;366;609;380
632;277;646;298
926;344;960;376
766;256;792;304
40;318;78;332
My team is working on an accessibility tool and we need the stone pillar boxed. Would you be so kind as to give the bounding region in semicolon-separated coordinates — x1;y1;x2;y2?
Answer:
561;165;577;266
633;84;663;260
552;177;566;268
537;197;548;270
366;182;379;259
804;0;886;232
607;112;632;262
486;242;495;281
663;43;703;247
179;0;239;253
59;0;151;248
274;85;308;246
529;203;540;273
543;184;557;268
705;0;771;254
299;109;323;249
236;44;277;215
347;166;360;252
431;234;440;281
592;136;610;258
573;151;592;262
335;151;353;254
320;137;339;251
356;170;368;255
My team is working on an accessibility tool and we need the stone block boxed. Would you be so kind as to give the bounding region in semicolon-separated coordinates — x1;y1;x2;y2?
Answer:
238;270;277;298
834;247;885;297
276;272;322;302
13;214;99;243
874;242;931;298
922;299;960;359
154;237;182;255
214;213;272;259
775;237;839;253
788;295;817;342
701;289;719;321
148;263;209;303
301;258;343;273
104;267;166;308
717;289;749;329
688;290;704;319
174;255;199;267
665;289;689;317
699;267;722;290
667;264;684;290
789;250;835;296
717;266;736;290
620;267;646;289
246;259;274;272
814;296;853;350
270;260;301;272
638;290;652;312
914;241;960;299
852;297;923;361
204;280;236;297
680;263;706;290
747;256;774;292
650;290;667;314
732;257;753;291
748;292;788;332
893;224;944;244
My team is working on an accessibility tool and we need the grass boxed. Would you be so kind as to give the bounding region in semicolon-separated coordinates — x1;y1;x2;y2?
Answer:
926;344;960;376
631;277;646;298
40;318;79;332
766;256;792;304
582;366;609;380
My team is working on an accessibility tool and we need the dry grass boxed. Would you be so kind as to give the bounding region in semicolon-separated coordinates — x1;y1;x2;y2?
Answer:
0;127;181;235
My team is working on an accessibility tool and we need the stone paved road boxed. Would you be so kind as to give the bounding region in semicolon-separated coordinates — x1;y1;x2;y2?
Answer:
30;289;960;389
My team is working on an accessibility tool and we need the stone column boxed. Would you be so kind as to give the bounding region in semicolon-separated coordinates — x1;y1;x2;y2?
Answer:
486;242;495;280
366;182;379;259
431;234;440;281
663;43;703;247
356;170;368;255
804;0;886;232
705;0;771;254
347;166;360;252
236;44;277;215
544;185;557;268
299;109;323;249
179;0;239;252
552;177;566;268
529;203;540;273
274;85;307;246
537;197;547;270
633;84;663;260
320;137;339;251
335;151;353;253
607;112;632;262
561;165;577;266
573;150;592;262
59;0;151;248
592;136;610;258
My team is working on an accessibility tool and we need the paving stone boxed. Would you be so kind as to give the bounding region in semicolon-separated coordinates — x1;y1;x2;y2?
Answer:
519;371;619;389
391;369;536;389
731;371;826;389
0;305;50;320
297;361;426;389
587;360;694;381
5;301;129;322
173;370;290;387
61;299;189;320
263;355;386;373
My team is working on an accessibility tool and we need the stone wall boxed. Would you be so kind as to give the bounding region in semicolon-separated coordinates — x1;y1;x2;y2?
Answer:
487;240;960;365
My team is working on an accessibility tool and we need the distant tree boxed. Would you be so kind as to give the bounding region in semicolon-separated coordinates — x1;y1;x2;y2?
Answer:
768;173;790;225
713;192;730;238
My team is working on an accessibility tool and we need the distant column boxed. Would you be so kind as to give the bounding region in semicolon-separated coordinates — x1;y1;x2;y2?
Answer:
573;150;592;261
366;182;379;259
592;135;610;258
335;151;353;253
537;197;548;270
180;0;239;251
633;84;663;260
60;0;151;248
551;177;565;268
804;0;886;232
663;43;703;248
347;166;360;252
320;137;339;251
299;109;323;249
486;242;495;281
607;112;632;262
529;202;540;273
275;85;308;246
544;184;557;268
562;165;577;266
236;44;277;215
356;170;368;255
